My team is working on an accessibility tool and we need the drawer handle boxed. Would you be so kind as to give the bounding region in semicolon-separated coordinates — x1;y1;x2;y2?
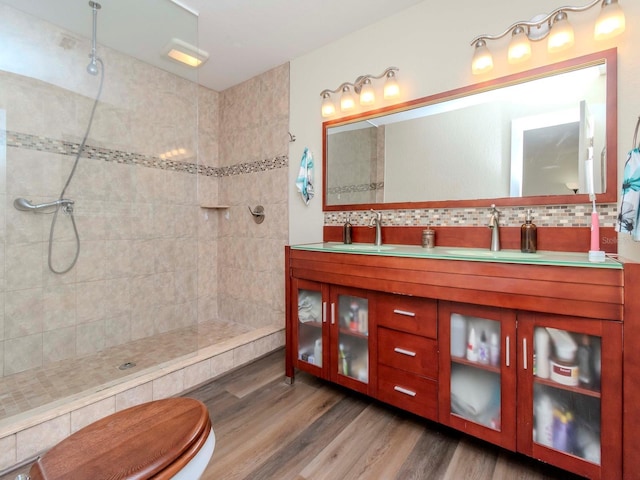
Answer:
393;309;416;317
394;347;417;357
394;385;417;397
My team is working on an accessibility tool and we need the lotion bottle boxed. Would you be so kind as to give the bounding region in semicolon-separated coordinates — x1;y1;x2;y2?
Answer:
521;209;537;253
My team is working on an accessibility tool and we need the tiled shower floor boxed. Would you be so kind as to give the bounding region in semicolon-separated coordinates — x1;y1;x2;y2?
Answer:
0;320;253;420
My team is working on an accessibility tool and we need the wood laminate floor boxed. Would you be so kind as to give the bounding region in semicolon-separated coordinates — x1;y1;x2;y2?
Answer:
3;348;585;480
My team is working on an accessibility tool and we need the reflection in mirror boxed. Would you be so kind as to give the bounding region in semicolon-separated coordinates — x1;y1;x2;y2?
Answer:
323;50;616;211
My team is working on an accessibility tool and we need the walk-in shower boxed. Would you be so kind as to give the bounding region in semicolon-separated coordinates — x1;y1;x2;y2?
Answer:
0;0;285;473
13;1;104;275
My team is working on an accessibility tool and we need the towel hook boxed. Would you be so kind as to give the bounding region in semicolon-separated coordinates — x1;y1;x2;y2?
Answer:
633;116;640;149
248;205;265;224
288;132;296;142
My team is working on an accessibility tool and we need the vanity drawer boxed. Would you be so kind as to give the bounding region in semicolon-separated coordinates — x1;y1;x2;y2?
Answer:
377;294;437;338
378;327;438;378
377;364;438;420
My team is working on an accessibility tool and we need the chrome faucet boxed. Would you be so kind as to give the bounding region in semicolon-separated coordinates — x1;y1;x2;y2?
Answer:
488;204;501;251
369;209;383;246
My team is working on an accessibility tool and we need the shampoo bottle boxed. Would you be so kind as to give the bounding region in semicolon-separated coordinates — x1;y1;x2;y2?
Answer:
521;209;537;253
343;214;352;244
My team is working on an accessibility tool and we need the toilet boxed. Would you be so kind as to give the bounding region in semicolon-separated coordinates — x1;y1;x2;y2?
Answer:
27;397;215;480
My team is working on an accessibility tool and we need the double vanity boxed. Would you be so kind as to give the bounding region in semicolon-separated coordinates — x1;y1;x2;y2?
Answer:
285;242;638;479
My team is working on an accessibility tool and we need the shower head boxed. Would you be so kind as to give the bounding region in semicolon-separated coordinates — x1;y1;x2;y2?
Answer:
87;57;99;76
87;1;101;75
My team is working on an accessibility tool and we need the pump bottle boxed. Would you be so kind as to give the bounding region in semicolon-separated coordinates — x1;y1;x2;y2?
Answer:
343;214;352;244
521;209;537;253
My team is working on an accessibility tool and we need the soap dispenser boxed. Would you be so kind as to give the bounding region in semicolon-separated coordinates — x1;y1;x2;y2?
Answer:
521;209;537;253
343;214;352;244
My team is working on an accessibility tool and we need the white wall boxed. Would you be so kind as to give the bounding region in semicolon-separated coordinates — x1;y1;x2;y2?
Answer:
289;0;640;260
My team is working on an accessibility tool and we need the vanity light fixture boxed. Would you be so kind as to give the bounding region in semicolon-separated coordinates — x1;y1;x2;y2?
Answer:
471;0;625;75
163;38;209;68
320;67;399;117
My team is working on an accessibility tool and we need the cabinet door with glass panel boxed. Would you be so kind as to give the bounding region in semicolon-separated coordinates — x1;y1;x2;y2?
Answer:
292;278;329;379
329;286;376;396
517;313;622;480
438;301;517;450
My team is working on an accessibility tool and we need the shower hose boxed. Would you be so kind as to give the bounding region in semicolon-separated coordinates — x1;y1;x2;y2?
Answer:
48;57;104;274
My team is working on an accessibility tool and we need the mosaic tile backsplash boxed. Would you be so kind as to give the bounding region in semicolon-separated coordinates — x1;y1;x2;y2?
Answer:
325;204;618;228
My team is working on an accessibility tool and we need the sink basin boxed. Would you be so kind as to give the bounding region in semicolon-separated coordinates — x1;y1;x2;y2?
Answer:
330;244;395;251
445;249;541;259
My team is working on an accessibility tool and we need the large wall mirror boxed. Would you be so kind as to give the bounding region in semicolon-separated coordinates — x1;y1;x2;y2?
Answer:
323;49;617;211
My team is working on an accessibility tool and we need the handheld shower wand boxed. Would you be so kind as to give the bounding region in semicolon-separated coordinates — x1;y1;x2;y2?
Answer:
86;1;101;75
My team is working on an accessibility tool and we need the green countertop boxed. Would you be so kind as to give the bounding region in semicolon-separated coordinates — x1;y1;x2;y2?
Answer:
291;242;623;269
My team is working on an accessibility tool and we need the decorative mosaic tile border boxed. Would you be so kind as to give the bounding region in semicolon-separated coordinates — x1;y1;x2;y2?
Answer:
326;203;619;229
327;182;384;195
4;130;288;177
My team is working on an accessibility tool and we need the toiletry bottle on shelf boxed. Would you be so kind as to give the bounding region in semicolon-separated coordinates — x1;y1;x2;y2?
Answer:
521;209;537;253
489;332;500;366
343;214;352;244
478;330;489;364
535;328;551;379
577;334;592;386
466;327;478;362
314;339;322;368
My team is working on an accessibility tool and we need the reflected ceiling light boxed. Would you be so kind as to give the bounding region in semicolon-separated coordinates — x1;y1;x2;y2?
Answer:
470;0;625;75
319;67;399;118
163;38;209;68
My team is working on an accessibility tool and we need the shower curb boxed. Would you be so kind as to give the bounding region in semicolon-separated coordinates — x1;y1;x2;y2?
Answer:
0;325;285;473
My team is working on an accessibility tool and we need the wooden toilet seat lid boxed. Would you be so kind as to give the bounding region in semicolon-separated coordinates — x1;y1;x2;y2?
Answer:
29;397;212;480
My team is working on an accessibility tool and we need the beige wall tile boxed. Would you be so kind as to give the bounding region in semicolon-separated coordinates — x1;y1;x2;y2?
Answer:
0;434;17;471
43;326;76;363
115;382;153;411
184;359;211;390
16;413;70;461
4;334;43;375
71;397;116;433
153;370;184;400
76;320;105;356
210;350;234;378
4;287;43;339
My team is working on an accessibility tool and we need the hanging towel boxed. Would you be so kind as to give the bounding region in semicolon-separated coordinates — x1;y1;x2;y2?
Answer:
617;118;640;241
295;147;314;205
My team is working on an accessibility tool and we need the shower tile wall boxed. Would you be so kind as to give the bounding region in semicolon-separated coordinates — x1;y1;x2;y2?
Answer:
0;4;214;378
217;63;289;329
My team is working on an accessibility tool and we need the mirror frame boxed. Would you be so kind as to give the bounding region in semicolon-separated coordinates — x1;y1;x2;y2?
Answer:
322;49;617;212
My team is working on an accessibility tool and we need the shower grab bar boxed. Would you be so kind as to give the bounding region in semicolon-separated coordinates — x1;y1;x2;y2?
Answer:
14;197;74;212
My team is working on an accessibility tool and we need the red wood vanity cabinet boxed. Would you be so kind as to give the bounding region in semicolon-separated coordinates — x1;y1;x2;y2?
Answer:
285;245;634;479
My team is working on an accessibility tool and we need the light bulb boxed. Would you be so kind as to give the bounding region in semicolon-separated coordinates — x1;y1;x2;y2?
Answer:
594;0;625;40
359;78;375;106
383;71;399;99
340;86;355;111
508;26;531;64
321;92;335;117
548;12;574;53
471;39;493;75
